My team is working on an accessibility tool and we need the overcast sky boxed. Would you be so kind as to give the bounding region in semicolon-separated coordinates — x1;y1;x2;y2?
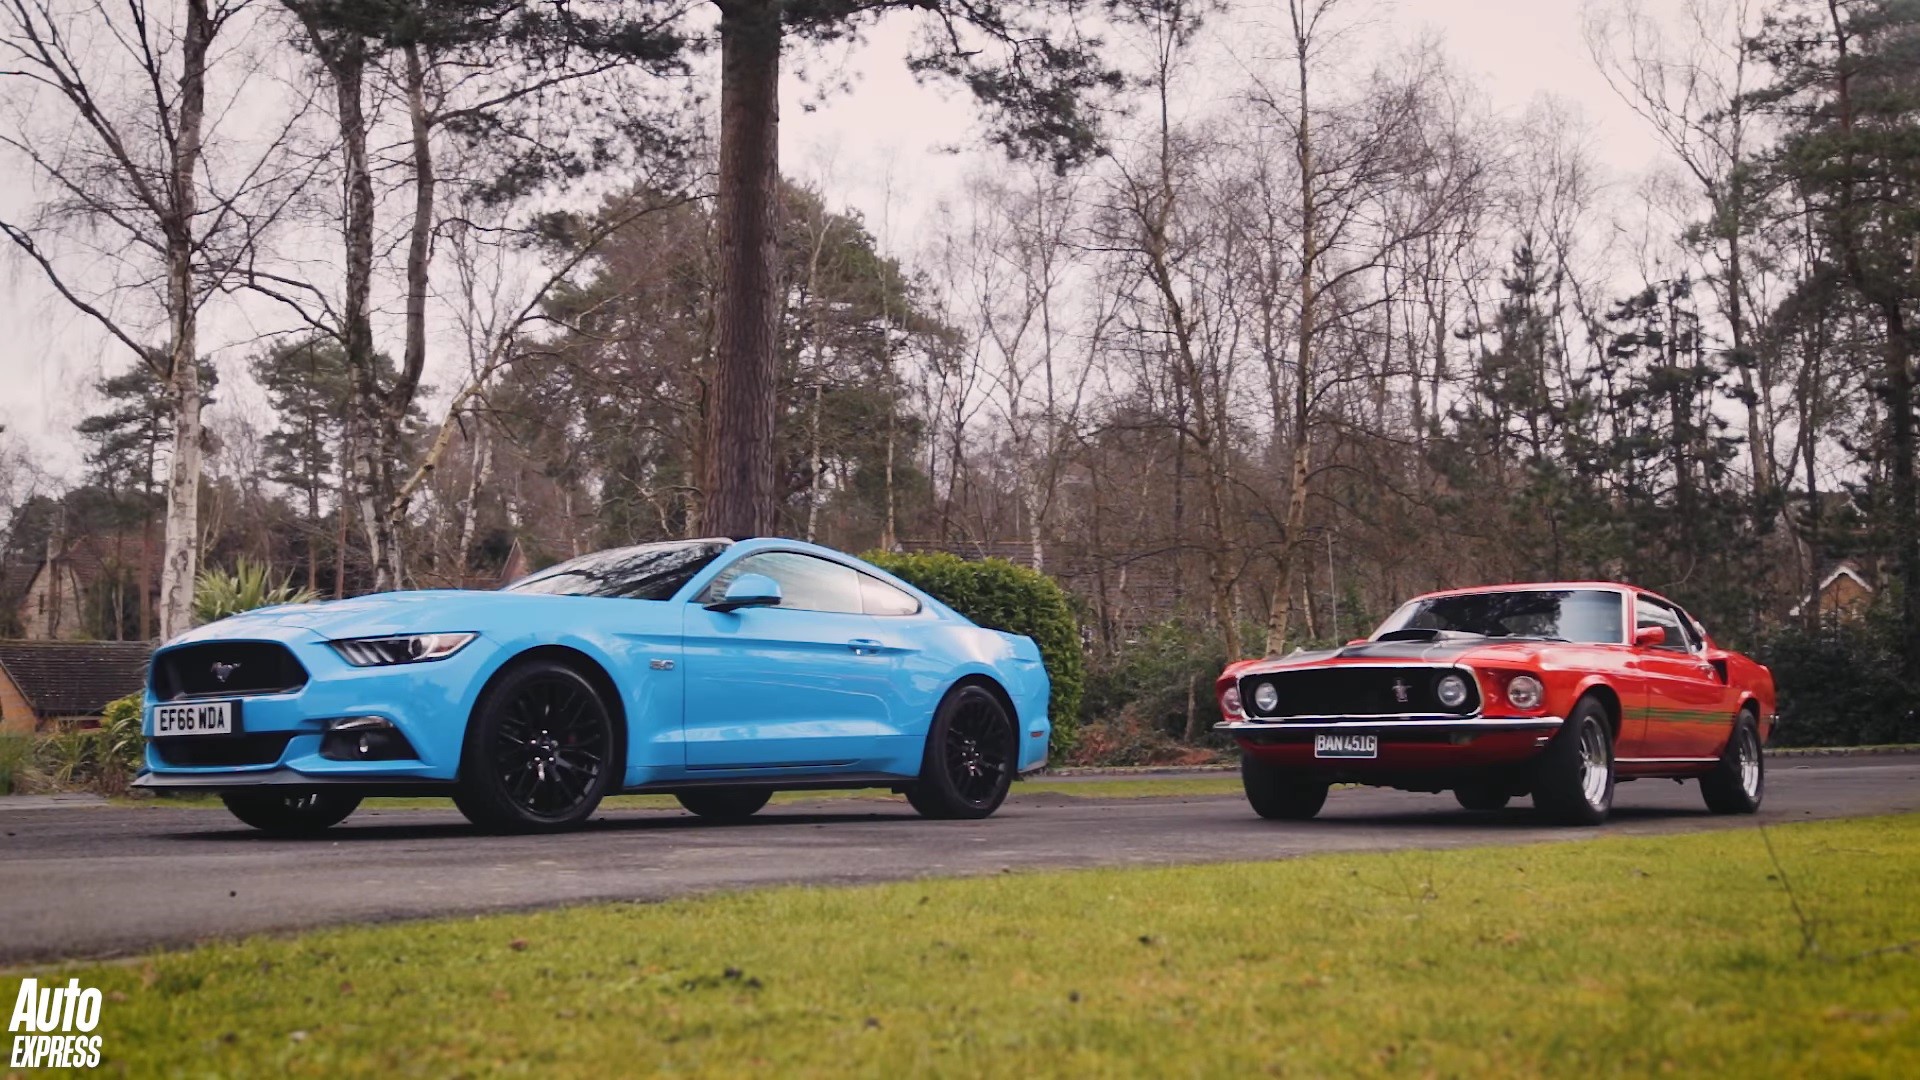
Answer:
0;0;1663;484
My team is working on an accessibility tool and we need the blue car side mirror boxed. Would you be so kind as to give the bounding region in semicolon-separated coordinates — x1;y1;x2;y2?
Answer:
708;573;783;613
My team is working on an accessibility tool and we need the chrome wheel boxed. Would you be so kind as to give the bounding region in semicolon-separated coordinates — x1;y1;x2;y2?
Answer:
492;674;610;819
1701;712;1764;815
1737;726;1761;799
1533;698;1613;826
1579;720;1610;809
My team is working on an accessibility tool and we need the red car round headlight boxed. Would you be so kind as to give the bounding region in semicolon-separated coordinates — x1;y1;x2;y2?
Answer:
1506;674;1544;710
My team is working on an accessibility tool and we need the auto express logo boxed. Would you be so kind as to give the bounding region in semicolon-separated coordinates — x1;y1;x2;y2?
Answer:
8;978;104;1069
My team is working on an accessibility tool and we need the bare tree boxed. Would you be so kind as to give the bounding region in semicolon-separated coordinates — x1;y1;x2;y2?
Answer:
396;187;700;567
1248;12;1484;654
1;0;307;638
945;167;1107;570
1586;0;1778;496
252;3;689;588
1096;0;1250;661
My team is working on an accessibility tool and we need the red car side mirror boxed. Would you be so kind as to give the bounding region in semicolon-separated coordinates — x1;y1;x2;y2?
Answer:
1634;626;1667;647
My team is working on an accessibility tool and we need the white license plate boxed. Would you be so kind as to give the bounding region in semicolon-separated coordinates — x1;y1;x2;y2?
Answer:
1314;733;1378;759
151;701;237;737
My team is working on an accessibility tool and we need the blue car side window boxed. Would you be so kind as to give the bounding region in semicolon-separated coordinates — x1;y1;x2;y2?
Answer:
859;574;921;616
702;552;863;614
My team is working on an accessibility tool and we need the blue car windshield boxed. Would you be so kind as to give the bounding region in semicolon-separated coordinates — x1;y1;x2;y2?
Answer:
503;541;732;600
1373;589;1624;644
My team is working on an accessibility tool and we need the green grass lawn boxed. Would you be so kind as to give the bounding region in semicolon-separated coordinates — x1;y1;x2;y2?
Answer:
113;775;1245;811
32;815;1920;1077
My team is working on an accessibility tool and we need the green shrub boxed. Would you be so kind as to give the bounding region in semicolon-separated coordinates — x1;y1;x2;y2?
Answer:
32;693;145;796
0;733;36;795
194;560;320;625
863;551;1084;754
37;726;101;790
1082;620;1232;743
1759;611;1919;747
98;692;145;783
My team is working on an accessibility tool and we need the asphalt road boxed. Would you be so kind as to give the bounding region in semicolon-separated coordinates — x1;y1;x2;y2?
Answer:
3;755;1915;965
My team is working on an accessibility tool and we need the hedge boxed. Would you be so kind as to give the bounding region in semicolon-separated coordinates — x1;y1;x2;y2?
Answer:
863;551;1084;754
1758;613;1919;747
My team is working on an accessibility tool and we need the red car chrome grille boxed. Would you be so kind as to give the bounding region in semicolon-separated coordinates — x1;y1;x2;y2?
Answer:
1238;666;1480;719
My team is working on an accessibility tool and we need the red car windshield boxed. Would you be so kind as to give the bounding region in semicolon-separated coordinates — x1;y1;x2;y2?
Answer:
1374;589;1624;644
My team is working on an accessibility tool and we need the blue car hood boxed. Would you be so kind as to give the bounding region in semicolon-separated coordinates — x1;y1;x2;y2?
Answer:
173;590;668;643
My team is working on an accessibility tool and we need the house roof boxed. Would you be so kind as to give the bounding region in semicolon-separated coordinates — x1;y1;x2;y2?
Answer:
0;640;151;716
55;532;161;591
1788;564;1874;618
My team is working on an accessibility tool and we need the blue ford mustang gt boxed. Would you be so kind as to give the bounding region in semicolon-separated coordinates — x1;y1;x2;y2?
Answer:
135;538;1052;834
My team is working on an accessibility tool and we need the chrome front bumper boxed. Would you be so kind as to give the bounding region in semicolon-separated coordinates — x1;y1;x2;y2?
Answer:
1215;716;1565;734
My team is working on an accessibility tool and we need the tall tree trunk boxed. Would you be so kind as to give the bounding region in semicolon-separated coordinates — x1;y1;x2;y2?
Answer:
805;381;823;542
1880;299;1919;679
1821;0;1918;677
309;24;383;593
1725;229;1771;497
881;371;898;549
305;466;320;594
1264;19;1316;658
156;0;212;641
139;442;155;640
879;283;898;551
1265;440;1311;655
371;40;437;588
335;420;353;599
703;0;783;538
457;417;491;577
802;217;828;543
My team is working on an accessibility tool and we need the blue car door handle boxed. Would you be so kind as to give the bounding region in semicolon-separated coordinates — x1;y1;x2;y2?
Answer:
847;638;883;656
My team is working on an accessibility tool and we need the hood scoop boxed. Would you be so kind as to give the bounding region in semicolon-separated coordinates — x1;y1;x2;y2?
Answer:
1333;631;1487;660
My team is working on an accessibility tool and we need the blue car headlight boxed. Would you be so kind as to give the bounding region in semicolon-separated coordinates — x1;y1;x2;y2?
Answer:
330;632;477;667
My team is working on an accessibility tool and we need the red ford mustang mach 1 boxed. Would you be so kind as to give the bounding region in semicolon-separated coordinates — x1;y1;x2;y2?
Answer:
1214;583;1776;825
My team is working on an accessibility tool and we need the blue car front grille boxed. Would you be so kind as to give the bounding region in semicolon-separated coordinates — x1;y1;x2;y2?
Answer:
152;642;309;700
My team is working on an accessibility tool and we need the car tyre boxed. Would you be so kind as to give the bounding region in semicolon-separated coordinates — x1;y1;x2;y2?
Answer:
675;788;773;821
1700;711;1764;815
1241;754;1330;820
454;659;617;834
905;683;1015;820
220;791;361;836
1453;784;1512;811
1531;695;1614;826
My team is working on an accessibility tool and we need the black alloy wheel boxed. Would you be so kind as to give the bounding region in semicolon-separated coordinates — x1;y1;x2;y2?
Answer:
454;660;615;833
221;791;362;836
907;684;1015;820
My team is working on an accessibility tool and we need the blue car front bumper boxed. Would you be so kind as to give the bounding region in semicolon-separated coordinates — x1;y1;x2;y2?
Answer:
135;627;502;791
